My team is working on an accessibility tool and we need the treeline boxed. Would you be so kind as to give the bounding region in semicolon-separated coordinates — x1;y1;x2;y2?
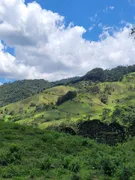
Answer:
0;80;52;107
82;65;135;82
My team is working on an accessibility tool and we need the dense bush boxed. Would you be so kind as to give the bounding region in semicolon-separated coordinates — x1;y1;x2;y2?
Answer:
78;120;125;145
56;91;77;106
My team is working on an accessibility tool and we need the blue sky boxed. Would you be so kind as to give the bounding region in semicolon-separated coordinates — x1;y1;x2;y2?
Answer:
0;0;135;83
25;0;135;40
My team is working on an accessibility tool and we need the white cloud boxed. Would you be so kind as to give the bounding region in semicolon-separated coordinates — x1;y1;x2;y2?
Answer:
0;0;134;81
89;13;98;22
89;24;96;31
109;6;115;10
103;6;115;13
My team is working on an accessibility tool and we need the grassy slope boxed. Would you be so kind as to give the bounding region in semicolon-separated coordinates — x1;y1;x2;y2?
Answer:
0;121;135;180
1;73;135;128
0;80;53;107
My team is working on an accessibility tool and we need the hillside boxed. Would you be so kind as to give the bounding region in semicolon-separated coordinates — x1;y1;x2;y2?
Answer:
1;65;135;108
1;67;135;179
0;79;52;107
0;121;135;180
1;72;135;128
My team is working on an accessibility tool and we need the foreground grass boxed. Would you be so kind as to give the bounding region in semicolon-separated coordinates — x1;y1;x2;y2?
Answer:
0;121;135;180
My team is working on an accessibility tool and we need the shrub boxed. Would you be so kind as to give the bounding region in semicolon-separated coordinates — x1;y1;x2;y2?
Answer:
56;91;77;106
72;174;80;180
40;157;52;170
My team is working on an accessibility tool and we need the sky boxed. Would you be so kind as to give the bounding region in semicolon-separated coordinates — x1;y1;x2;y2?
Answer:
0;0;135;83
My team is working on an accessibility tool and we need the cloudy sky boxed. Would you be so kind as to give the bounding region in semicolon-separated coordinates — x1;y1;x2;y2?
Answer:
0;0;135;83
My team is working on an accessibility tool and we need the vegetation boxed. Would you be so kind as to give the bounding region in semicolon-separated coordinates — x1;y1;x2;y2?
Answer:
0;79;52;107
1;121;135;180
1;65;135;179
2;71;135;130
56;91;77;106
82;65;135;82
2;65;135;108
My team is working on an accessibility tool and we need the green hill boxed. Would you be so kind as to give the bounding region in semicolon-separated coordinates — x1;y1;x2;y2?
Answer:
0;77;80;108
0;121;135;180
0;79;52;107
1;72;135;129
1;65;135;108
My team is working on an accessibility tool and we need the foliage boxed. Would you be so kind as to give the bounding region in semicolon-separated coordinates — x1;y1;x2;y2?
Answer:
0;79;52;107
78;120;125;145
2;64;135;108
82;65;135;82
1;121;135;179
56;91;77;106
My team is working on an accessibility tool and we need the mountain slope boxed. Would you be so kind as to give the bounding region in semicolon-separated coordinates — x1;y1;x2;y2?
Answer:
0;79;52;107
0;65;135;107
1;65;135;108
1;72;135;131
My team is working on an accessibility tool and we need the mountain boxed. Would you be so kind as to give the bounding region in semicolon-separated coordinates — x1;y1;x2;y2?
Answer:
0;120;135;179
82;65;135;82
1;65;135;179
0;79;53;107
1;65;135;108
1;68;135;144
1;71;135;126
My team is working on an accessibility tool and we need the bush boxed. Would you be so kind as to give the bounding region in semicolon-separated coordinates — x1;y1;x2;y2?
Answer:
69;160;80;173
40;157;52;170
72;174;80;180
100;94;108;104
100;157;116;176
56;91;77;106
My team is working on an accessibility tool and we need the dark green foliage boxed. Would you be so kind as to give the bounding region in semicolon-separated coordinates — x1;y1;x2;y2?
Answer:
112;105;135;125
56;91;77;106
128;121;135;137
1;121;135;179
78;120;125;145
84;68;105;82
89;85;100;94
82;65;135;82
54;76;80;85
100;94;108;104
58;126;76;135
0;79;52;107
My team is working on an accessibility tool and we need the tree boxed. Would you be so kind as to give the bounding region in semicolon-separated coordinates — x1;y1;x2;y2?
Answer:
56;91;77;106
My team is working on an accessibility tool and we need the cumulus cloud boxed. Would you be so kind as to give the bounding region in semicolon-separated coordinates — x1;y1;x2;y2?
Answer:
0;0;135;81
